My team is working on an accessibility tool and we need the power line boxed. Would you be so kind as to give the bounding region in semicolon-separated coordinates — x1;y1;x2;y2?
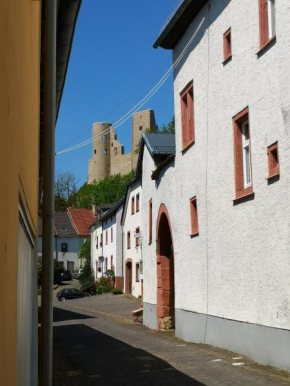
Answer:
56;17;205;156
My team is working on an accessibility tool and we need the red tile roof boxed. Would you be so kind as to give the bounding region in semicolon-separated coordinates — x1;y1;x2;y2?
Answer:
67;208;96;236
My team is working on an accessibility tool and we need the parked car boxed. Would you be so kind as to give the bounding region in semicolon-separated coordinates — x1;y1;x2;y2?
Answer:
56;288;85;301
72;268;83;280
60;270;72;281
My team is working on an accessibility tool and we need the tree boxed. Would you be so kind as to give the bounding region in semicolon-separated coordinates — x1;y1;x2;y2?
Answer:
55;170;79;211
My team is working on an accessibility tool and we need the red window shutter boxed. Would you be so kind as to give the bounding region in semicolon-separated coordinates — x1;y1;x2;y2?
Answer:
181;96;187;148
259;0;269;47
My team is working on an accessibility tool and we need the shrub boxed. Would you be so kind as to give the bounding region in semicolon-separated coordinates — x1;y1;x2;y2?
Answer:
111;288;123;295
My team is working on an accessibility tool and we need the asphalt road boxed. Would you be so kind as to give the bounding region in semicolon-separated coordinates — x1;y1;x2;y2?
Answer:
52;292;290;386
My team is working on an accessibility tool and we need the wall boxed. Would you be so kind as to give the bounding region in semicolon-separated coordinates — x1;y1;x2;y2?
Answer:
123;181;142;298
91;223;103;280
0;0;40;383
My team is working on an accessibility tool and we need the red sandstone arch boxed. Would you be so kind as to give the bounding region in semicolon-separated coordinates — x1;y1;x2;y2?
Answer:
125;258;132;294
156;204;175;329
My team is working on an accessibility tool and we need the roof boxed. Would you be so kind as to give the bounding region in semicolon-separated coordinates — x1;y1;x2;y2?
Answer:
153;0;208;49
136;133;176;178
54;212;78;237
67;208;97;236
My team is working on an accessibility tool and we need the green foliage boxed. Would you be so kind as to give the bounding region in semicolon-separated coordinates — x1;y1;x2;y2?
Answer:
37;259;64;286
92;171;134;204
111;288;123;295
78;239;94;290
76;183;95;209
55;170;78;211
95;277;112;294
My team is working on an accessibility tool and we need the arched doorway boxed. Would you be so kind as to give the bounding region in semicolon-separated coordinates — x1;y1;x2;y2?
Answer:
156;204;175;330
125;259;132;294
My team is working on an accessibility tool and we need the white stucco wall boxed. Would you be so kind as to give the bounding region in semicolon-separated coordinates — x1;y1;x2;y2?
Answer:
91;223;103;280
122;181;142;298
143;0;290;331
103;215;117;272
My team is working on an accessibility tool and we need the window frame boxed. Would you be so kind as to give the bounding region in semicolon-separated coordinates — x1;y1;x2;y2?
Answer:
61;243;68;253
189;197;199;236
233;107;254;200
136;193;140;212
259;0;276;49
149;199;152;245
136;263;140;282
180;80;194;151
223;27;232;62
105;230;108;245
131;196;135;215
127;231;131;249
135;227;140;247
267;142;279;178
111;227;113;243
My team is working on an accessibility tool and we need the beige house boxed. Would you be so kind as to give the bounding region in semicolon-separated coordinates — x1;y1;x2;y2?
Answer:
0;1;81;384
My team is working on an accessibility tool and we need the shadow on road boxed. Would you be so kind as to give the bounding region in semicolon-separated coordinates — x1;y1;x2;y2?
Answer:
53;308;206;386
53;306;95;322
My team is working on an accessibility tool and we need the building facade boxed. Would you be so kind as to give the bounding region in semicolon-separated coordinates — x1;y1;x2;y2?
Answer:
88;110;155;183
141;0;290;371
121;179;143;299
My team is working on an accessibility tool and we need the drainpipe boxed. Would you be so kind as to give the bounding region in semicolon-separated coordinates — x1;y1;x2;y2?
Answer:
41;0;57;385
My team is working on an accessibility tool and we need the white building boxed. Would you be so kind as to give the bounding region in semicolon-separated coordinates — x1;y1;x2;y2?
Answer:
141;0;290;371
121;178;142;298
90;200;124;288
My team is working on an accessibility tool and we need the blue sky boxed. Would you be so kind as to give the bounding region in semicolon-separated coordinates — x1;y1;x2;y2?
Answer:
56;0;180;186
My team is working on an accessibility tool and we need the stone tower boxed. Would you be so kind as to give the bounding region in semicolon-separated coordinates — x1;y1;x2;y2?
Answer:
87;110;156;183
131;110;155;169
88;122;111;183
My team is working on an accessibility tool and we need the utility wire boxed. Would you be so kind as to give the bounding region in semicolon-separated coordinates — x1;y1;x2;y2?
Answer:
56;17;205;156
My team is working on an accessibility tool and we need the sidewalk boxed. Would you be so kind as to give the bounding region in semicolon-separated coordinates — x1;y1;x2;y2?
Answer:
53;293;290;386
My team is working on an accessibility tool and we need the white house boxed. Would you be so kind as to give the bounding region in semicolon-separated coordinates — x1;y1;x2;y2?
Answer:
90;199;124;288
141;0;290;371
121;177;142;299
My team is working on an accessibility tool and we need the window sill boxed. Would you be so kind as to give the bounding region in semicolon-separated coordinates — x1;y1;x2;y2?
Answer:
257;36;276;57
190;231;199;238
181;139;195;153
233;189;254;203
223;54;232;65
266;171;280;180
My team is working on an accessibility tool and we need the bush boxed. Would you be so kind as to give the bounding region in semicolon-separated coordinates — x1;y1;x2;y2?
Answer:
95;276;112;294
111;288;123;295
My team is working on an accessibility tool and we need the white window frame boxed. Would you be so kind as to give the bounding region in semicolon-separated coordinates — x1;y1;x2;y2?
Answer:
241;121;252;188
267;0;276;39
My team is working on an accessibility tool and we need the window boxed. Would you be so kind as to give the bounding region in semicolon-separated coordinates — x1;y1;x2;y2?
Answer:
106;230;108;245
102;123;106;130
139;125;143;131
94;149;96;154
135;227;140;247
96;236;98;249
233;107;253;199
190;197;199;236
131;196;135;215
259;0;276;48
136;263;140;282
111;227;113;242
267;142;279;178
61;243;68;252
149;199;152;244
105;257;108;271
127;231;131;249
223;28;232;62
180;80;194;150
103;149;108;155
136;194;140;212
101;135;106;141
100;234;103;247
111;255;113;268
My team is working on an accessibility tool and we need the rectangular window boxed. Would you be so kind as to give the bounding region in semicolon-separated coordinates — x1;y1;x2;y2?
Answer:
180;80;194;150
131;196;135;215
61;243;68;253
223;28;232;61
136;263;140;282
111;255;113;268
135;227;140;247
267;142;279;177
127;231;131;249
259;0;276;48
190;197;199;236
96;236;98;249
100;234;103;247
106;230;108;245
111;227;113;242
233;107;253;199
136;193;140;212
149;199;152;244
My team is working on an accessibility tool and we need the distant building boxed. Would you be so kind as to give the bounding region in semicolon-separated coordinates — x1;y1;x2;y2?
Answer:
88;110;155;183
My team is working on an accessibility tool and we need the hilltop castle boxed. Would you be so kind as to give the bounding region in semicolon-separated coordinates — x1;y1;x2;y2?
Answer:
88;110;155;183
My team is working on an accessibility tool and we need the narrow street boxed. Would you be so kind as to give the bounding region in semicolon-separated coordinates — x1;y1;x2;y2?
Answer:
52;292;290;386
